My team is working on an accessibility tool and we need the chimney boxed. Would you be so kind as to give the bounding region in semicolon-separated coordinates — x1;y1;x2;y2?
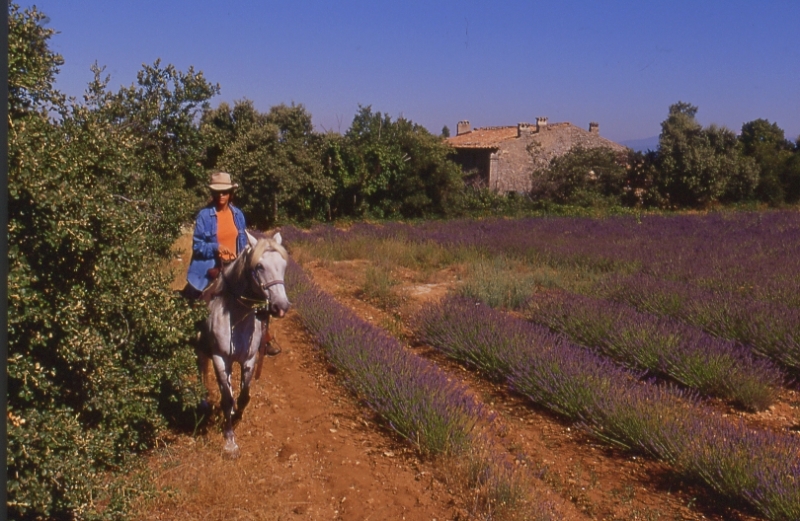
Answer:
517;122;534;137
456;120;471;135
536;117;549;132
589;122;599;134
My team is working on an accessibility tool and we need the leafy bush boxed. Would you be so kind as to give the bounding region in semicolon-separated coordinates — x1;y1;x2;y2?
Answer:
8;5;207;518
531;146;628;207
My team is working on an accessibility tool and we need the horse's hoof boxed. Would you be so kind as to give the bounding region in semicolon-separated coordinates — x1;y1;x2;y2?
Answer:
223;440;240;460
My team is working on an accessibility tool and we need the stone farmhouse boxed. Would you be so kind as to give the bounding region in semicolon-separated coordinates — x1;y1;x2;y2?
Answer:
446;117;628;193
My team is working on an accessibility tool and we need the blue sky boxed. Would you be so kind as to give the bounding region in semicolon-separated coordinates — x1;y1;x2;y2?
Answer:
25;0;800;143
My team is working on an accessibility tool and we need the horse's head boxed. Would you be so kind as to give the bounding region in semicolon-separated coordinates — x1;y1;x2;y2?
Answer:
246;232;291;318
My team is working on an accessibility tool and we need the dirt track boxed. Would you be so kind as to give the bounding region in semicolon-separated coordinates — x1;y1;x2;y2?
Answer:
139;308;479;520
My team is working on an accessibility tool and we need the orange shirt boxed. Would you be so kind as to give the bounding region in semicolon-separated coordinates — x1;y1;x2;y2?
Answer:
216;206;238;262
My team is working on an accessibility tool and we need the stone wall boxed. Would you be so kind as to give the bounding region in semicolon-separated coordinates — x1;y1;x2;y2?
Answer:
493;123;627;193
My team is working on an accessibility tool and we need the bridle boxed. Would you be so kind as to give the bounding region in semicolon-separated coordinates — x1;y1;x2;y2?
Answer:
251;269;285;295
221;247;285;311
217;244;287;356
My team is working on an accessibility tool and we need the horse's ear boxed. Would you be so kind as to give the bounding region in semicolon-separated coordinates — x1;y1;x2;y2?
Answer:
247;231;258;248
272;232;282;246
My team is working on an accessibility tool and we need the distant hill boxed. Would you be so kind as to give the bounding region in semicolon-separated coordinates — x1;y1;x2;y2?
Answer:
619;135;659;152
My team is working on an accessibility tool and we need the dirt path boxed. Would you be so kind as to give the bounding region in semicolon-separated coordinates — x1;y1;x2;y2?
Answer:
139;311;475;521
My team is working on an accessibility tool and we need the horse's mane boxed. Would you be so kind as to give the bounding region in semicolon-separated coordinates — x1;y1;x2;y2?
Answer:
206;237;288;297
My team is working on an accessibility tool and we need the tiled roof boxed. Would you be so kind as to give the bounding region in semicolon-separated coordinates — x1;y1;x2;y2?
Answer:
445;126;518;148
446;122;627;153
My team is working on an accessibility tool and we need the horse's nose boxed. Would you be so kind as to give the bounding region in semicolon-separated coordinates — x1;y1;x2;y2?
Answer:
271;301;288;318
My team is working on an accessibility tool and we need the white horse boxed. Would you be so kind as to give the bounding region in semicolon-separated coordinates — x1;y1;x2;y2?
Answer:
198;231;290;457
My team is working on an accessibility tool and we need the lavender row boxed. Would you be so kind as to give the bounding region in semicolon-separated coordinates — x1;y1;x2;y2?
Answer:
527;291;785;411
286;263;487;455
596;273;800;373
415;296;800;521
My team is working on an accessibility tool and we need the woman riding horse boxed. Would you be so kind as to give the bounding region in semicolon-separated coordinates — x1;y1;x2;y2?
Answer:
185;171;280;356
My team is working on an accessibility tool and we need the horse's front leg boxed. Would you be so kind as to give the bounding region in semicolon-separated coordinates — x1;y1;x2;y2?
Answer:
211;353;239;458
236;321;261;416
196;350;213;414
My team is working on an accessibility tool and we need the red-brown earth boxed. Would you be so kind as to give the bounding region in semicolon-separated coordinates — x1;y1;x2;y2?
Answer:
139;237;799;521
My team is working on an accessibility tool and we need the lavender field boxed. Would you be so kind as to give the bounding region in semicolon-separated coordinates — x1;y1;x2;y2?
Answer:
285;210;800;521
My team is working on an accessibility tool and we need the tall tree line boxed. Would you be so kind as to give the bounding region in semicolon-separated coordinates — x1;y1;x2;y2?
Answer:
200;102;465;227
544;102;800;209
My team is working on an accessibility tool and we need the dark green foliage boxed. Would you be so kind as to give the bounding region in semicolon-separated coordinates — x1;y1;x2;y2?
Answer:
739;119;799;205
524;103;798;210
7;2;64;116
531;146;628;207
99;60;220;195
784;149;800;204
201;100;334;227
654;102;759;207
8;4;207;518
324;105;465;219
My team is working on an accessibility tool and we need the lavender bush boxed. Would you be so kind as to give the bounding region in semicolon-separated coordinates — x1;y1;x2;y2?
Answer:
287;263;486;454
418;212;800;307
598;273;800;373
529;291;785;410
416;296;800;521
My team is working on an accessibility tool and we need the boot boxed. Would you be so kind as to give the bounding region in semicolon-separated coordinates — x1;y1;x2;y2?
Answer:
260;319;281;356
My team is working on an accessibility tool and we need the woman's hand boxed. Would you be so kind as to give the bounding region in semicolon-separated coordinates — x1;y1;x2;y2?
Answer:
218;245;236;262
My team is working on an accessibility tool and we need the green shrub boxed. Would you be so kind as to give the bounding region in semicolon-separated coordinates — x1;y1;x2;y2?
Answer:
8;5;208;518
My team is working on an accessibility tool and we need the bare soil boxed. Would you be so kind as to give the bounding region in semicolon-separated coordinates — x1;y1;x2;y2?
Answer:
140;237;799;521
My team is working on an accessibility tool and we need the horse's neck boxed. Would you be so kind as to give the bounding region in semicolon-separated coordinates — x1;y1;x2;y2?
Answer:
224;260;264;303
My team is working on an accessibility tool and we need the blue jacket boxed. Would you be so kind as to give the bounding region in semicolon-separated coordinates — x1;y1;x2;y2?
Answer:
186;204;248;292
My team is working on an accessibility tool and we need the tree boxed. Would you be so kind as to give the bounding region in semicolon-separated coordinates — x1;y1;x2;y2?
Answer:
334;105;464;218
7;2;64;117
441;125;450;138
785;146;800;204
102;59;220;194
739;119;795;204
203;100;334;226
654;102;758;207
8;5;205;518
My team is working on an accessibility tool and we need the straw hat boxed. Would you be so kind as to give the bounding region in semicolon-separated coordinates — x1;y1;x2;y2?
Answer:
208;172;239;191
